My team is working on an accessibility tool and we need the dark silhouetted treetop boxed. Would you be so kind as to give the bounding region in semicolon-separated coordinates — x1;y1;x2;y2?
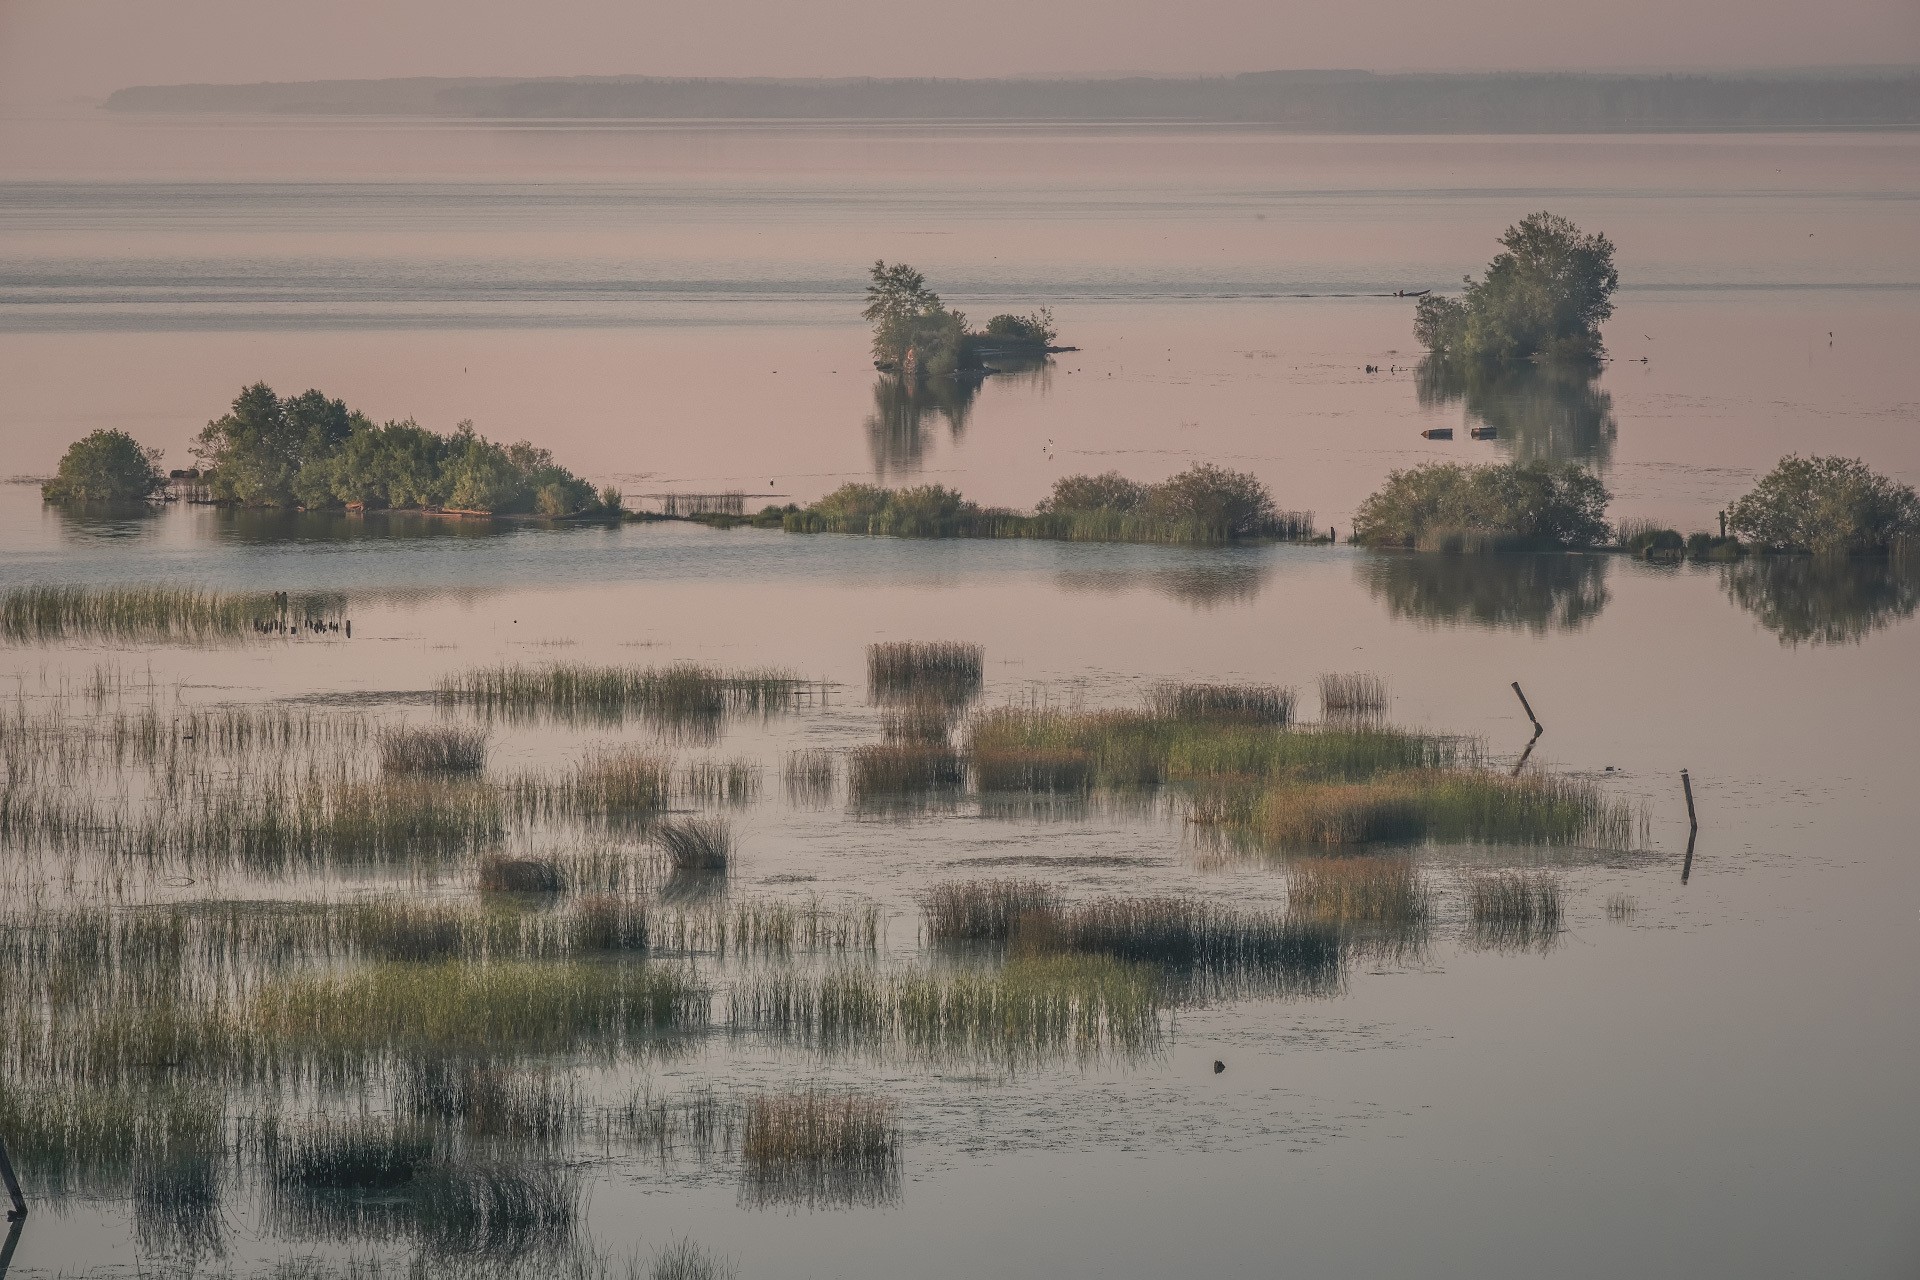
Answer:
1414;213;1618;363
1353;460;1612;550
184;383;610;516
41;429;168;504
1727;455;1920;556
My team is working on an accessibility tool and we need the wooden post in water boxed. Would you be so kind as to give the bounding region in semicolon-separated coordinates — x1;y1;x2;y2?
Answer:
1;1214;24;1280
1510;681;1543;732
0;1132;25;1221
1680;769;1700;884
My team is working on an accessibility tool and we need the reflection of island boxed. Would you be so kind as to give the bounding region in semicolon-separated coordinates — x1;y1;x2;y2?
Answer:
1054;556;1273;609
1416;359;1615;465
1722;556;1920;646
1359;552;1611;633
865;358;1052;478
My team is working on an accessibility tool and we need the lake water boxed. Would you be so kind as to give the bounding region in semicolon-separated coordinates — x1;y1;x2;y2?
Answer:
0;115;1917;1278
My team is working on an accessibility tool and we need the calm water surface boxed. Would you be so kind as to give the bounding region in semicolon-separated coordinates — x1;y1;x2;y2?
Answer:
0;115;1916;1278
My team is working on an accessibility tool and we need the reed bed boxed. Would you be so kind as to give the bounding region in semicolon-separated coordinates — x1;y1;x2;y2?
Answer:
678;757;760;807
1146;681;1295;725
0;700;373;775
1286;855;1429;928
920;879;1062;943
970;746;1094;793
657;817;733;872
271;1116;437;1190
379;725;487;775
729;955;1163;1065
614;1084;739;1164
652;897;882;956
739;1087;900;1210
1;583;346;644
1192;769;1640;850
1318;672;1390;717
268;1154;580;1256
1605;892;1638;923
505;747;671;828
966;708;1471;791
783;748;837;805
0;1080;226;1200
880;698;960;745
480;855;566;894
847;743;965;799
866;641;984;705
1040;898;1347;999
1465;870;1566;951
436;662;816;731
401;1063;583;1143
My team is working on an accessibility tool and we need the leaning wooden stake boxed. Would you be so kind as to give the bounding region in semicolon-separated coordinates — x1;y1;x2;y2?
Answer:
0;1133;24;1221
1680;769;1700;884
1510;681;1542;732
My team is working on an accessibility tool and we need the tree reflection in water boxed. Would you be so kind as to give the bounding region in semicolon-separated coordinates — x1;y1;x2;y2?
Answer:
1721;555;1920;646
1416;358;1616;466
865;359;1052;478
1359;552;1612;633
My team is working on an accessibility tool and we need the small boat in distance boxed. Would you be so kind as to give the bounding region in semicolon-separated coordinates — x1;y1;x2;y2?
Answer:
1393;289;1432;297
1421;428;1454;441
1470;426;1498;440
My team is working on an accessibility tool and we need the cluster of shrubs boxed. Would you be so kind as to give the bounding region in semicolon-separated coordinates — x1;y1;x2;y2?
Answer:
864;261;1058;379
1354;455;1917;558
1413;211;1619;363
770;464;1313;545
42;384;618;517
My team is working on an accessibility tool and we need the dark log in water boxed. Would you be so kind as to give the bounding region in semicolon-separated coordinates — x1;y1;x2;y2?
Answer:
0;1132;25;1220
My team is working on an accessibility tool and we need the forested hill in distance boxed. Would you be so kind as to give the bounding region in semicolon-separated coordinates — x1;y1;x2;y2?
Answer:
104;69;1920;131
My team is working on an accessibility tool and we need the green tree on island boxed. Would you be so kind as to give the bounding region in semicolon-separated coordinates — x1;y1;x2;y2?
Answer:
41;429;168;504
1414;213;1619;362
1727;455;1919;556
863;261;1058;380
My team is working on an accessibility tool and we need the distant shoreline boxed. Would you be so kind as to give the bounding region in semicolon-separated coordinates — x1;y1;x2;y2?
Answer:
103;70;1920;133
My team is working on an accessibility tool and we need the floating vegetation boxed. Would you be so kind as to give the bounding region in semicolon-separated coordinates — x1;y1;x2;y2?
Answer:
437;662;817;732
920;879;1062;943
1318;672;1389;717
1146;681;1295;725
380;724;487;775
739;1088;901;1210
657;817;733;872
867;640;984;705
1;583;346;644
847;743;965;801
782;748;837;806
1192;769;1639;850
1466;870;1565;951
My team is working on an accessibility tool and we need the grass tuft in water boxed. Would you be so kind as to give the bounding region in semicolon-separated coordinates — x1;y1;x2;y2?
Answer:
848;743;965;800
920;879;1062;943
783;748;837;806
1465;870;1565;951
1318;672;1389;717
1;583;345;644
379;724;487;774
657;817;732;872
867;641;984;705
1146;682;1295;725
438;662;815;732
480;855;566;894
739;1087;900;1210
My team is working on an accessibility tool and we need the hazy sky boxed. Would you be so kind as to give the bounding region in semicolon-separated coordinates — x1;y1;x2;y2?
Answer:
2;0;1916;108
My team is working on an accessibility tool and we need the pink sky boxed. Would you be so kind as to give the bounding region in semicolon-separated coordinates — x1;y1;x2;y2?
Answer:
2;0;1916;109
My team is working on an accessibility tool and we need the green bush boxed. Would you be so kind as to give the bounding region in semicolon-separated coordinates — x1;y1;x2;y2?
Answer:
1352;460;1612;550
1727;455;1920;555
1039;471;1149;515
179;384;606;515
1414;212;1618;362
41;430;167;504
982;309;1057;351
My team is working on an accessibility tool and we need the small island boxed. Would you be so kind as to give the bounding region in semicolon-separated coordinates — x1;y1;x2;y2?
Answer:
863;261;1064;381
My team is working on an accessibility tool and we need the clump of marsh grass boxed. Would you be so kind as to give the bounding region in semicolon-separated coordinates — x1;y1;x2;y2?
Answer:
271;1116;436;1190
0;1080;226;1201
920;879;1062;943
269;1155;581;1257
1318;672;1389;718
881;698;959;745
401;1063;582;1143
569;895;651;953
1147;681;1295;725
1465;870;1565;951
481;855;566;894
1042;897;1347;999
970;746;1094;793
847;744;965;800
379;724;487;774
437;662;816;732
678;757;760;807
739;1087;900;1210
1193;769;1640;850
867;641;984;705
656;817;732;872
649;1239;739;1280
1;583;345;644
1285;854;1430;959
652;898;881;956
783;748;836;806
1605;892;1637;923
